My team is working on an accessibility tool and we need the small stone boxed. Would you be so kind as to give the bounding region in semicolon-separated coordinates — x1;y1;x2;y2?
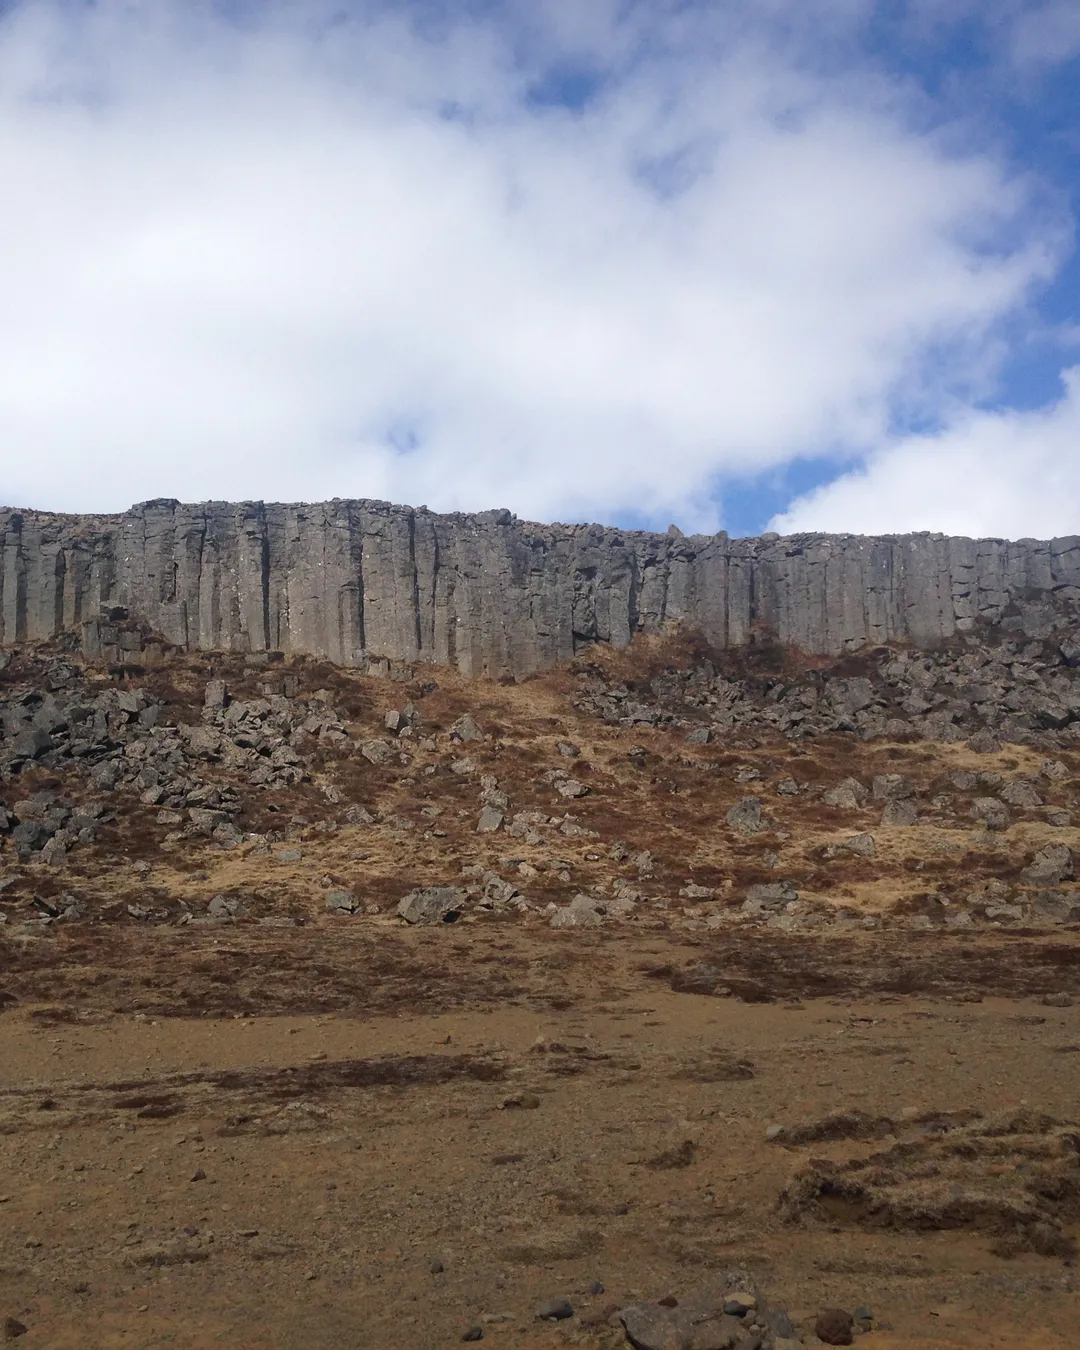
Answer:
429;1259;444;1274
2;1320;27;1341
535;1299;574;1321
462;1327;483;1342
764;1123;784;1140
501;1092;541;1110
815;1308;855;1345
589;1281;605;1296
190;1168;206;1182
1042;992;1074;1008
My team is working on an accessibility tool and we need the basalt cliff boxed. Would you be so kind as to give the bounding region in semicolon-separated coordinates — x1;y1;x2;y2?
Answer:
1;498;1078;675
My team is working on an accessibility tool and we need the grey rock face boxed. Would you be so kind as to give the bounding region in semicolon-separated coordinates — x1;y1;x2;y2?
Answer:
4;500;1080;679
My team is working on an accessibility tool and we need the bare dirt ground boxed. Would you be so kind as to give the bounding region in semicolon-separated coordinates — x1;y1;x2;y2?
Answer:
3;924;1080;1349
3;638;1080;1347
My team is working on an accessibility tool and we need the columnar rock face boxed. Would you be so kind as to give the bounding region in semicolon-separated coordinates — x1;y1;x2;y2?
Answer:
1;499;1078;677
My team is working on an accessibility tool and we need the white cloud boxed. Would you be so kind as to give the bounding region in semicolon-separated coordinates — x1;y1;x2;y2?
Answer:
771;366;1080;538
0;0;1067;531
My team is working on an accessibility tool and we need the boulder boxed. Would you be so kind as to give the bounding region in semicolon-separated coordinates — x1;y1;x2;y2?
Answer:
1001;779;1043;808
744;881;798;912
1021;844;1074;887
397;887;466;925
450;714;483;743
971;797;1010;830
881;799;917;826
872;773;913;800
325;890;360;913
476;806;504;834
725;797;762;834
842;833;875;857
822;778;869;810
550;894;605;928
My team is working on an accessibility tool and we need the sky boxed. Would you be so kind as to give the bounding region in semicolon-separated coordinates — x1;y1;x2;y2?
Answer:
0;0;1078;539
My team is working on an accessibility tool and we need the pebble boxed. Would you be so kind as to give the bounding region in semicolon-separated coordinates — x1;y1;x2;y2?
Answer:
764;1123;784;1140
2;1319;27;1340
535;1299;574;1321
189;1168;206;1183
461;1327;483;1342
589;1280;605;1295
429;1259;445;1274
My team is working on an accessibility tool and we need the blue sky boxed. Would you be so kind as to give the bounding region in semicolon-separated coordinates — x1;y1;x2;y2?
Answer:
0;0;1078;539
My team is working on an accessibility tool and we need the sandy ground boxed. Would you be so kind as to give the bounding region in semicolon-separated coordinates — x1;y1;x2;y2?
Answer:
2;924;1080;1350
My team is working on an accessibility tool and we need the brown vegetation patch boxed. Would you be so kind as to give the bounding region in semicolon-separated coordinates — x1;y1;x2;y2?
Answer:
781;1110;1080;1260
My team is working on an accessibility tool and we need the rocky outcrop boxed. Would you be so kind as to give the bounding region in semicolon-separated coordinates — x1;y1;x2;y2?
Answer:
2;499;1079;677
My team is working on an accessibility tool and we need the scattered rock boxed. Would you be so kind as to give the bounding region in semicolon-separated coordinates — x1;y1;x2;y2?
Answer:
1022;844;1074;886
324;890;360;914
725;797;762;834
815;1308;855;1345
823;778;869;810
2;1318;27;1340
842;833;875;857
461;1326;483;1342
451;714;483;743
396;887;466;925
744;882;798;913
550;894;605;929
971;797;1010;830
881;799;917;826
476;806;504;834
535;1299;574;1321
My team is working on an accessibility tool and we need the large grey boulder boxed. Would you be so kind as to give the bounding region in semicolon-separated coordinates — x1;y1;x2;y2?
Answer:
476;806;504;834
725;797;762;834
549;894;605;928
1000;779;1043;808
972;797;1010;830
881;799;918;826
396;887;466;925
823;778;869;810
872;773;913;800
450;714;483;742
1022;844;1074;886
744;881;798;912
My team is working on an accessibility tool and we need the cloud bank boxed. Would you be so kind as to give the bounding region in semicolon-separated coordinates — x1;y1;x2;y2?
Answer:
0;0;1073;535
